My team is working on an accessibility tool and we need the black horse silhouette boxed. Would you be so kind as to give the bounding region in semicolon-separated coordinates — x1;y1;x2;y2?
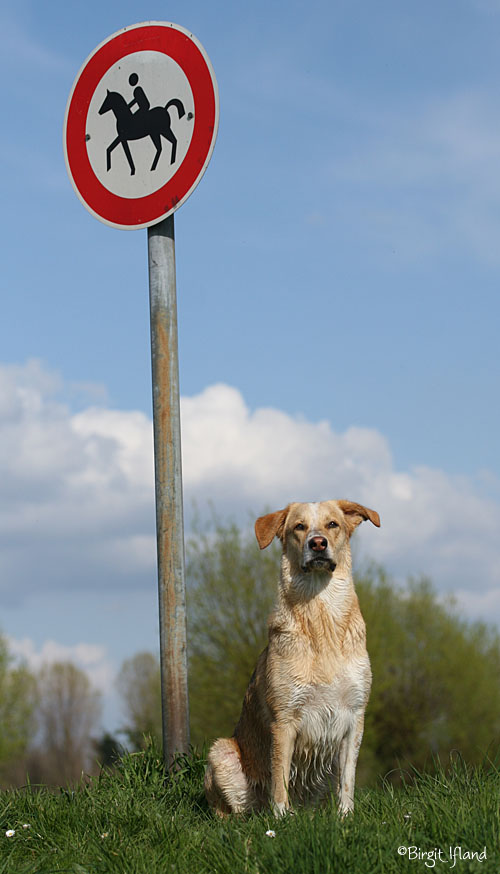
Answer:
98;90;186;176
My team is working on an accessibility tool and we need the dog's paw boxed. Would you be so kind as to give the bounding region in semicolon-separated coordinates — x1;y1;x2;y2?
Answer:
271;800;288;818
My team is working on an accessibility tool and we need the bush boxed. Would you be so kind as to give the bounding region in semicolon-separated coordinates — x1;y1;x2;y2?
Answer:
0;634;36;786
357;565;500;780
186;515;279;744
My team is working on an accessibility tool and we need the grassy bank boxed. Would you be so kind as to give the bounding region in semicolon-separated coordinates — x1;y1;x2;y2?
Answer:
0;748;498;873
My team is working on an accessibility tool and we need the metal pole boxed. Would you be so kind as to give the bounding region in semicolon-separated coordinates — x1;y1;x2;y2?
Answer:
147;214;189;766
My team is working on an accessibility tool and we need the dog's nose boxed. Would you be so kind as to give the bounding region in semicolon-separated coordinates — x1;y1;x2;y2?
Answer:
308;536;328;552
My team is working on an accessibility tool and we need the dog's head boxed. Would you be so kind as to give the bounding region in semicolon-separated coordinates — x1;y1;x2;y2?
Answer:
255;500;380;575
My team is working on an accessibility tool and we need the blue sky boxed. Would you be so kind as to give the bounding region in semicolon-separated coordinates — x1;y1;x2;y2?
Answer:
2;0;500;734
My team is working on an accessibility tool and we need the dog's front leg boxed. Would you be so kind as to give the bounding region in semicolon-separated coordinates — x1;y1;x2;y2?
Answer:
337;712;365;815
270;721;296;816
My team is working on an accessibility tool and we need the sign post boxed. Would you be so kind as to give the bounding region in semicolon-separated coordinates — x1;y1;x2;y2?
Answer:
64;21;219;765
148;215;189;762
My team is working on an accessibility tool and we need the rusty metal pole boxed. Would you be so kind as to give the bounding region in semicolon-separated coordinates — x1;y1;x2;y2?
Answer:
147;214;189;766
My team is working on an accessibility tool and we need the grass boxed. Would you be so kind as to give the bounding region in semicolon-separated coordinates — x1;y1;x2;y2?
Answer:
0;747;498;874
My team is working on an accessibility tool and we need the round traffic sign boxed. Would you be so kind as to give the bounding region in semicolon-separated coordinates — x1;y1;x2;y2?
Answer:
64;22;219;230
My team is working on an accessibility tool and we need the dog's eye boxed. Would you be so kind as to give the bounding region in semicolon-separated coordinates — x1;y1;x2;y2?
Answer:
327;521;339;529
294;523;306;531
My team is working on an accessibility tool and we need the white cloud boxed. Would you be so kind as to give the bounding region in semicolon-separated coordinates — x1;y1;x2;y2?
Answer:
181;383;500;619
181;383;392;507
0;360;499;624
7;636;113;694
0;360;156;596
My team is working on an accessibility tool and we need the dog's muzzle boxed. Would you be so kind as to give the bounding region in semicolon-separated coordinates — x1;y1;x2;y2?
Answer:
301;535;337;573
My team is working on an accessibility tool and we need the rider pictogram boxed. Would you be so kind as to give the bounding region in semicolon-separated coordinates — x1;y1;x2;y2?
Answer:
98;72;186;176
127;73;150;114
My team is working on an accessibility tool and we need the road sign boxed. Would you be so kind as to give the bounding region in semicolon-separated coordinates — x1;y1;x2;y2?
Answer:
63;22;219;766
64;21;219;230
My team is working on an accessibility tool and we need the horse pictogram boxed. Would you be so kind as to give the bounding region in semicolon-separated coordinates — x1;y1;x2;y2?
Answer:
98;73;186;176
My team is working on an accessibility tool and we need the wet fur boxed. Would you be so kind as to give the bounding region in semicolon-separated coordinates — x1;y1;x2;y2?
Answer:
204;499;380;816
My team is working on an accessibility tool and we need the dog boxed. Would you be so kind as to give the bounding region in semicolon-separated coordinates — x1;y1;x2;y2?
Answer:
204;499;380;817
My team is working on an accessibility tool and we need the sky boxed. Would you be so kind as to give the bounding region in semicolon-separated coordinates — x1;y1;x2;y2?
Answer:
2;0;500;735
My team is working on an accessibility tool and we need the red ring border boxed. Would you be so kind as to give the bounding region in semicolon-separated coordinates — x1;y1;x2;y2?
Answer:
64;23;218;229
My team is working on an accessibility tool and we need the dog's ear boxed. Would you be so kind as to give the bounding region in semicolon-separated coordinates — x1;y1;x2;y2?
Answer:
255;507;289;550
337;500;380;535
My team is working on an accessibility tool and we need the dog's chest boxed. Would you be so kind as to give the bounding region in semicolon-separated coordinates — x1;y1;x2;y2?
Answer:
286;588;369;745
293;661;368;748
288;662;369;800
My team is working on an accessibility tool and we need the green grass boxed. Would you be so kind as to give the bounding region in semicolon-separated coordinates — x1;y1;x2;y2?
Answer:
0;748;498;874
